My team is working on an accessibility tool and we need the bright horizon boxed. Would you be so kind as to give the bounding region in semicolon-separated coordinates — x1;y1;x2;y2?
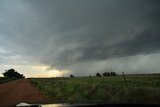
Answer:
0;64;69;78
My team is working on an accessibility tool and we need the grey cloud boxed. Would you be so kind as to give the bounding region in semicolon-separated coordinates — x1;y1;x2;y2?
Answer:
64;53;160;76
54;28;160;68
0;0;160;74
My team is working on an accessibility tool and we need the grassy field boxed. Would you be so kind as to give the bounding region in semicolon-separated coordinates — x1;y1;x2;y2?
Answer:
29;74;160;104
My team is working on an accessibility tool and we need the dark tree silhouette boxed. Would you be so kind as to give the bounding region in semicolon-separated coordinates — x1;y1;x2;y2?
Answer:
96;73;102;77
2;69;25;79
102;72;108;76
102;72;117;76
110;72;117;76
70;74;74;78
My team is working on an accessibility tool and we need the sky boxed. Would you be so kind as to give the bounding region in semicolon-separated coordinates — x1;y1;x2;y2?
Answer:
0;0;160;77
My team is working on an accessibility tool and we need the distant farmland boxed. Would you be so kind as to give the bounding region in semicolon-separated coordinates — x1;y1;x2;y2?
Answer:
29;74;160;104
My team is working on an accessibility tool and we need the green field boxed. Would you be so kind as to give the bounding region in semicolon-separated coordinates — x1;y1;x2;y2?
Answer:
29;74;160;104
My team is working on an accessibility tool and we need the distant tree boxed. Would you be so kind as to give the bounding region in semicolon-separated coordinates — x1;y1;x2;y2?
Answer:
70;74;74;78
102;71;117;76
2;69;25;79
102;72;108;76
110;72;117;76
96;73;102;77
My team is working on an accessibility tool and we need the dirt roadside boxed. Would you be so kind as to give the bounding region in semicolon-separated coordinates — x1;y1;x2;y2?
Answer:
0;79;49;107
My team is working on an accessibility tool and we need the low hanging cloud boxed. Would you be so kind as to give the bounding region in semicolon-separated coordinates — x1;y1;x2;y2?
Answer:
0;0;160;76
52;28;160;68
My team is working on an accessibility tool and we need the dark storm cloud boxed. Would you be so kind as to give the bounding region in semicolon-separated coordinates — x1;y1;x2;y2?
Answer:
0;0;160;74
55;28;160;67
53;5;160;67
114;29;160;56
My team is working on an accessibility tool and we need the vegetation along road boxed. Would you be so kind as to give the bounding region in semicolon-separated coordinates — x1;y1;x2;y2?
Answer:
30;74;160;104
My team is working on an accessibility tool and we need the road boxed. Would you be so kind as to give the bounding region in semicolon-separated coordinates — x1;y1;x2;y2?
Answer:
0;79;48;107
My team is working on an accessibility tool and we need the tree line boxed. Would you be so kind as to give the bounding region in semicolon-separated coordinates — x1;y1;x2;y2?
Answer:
96;72;117;77
70;71;117;77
